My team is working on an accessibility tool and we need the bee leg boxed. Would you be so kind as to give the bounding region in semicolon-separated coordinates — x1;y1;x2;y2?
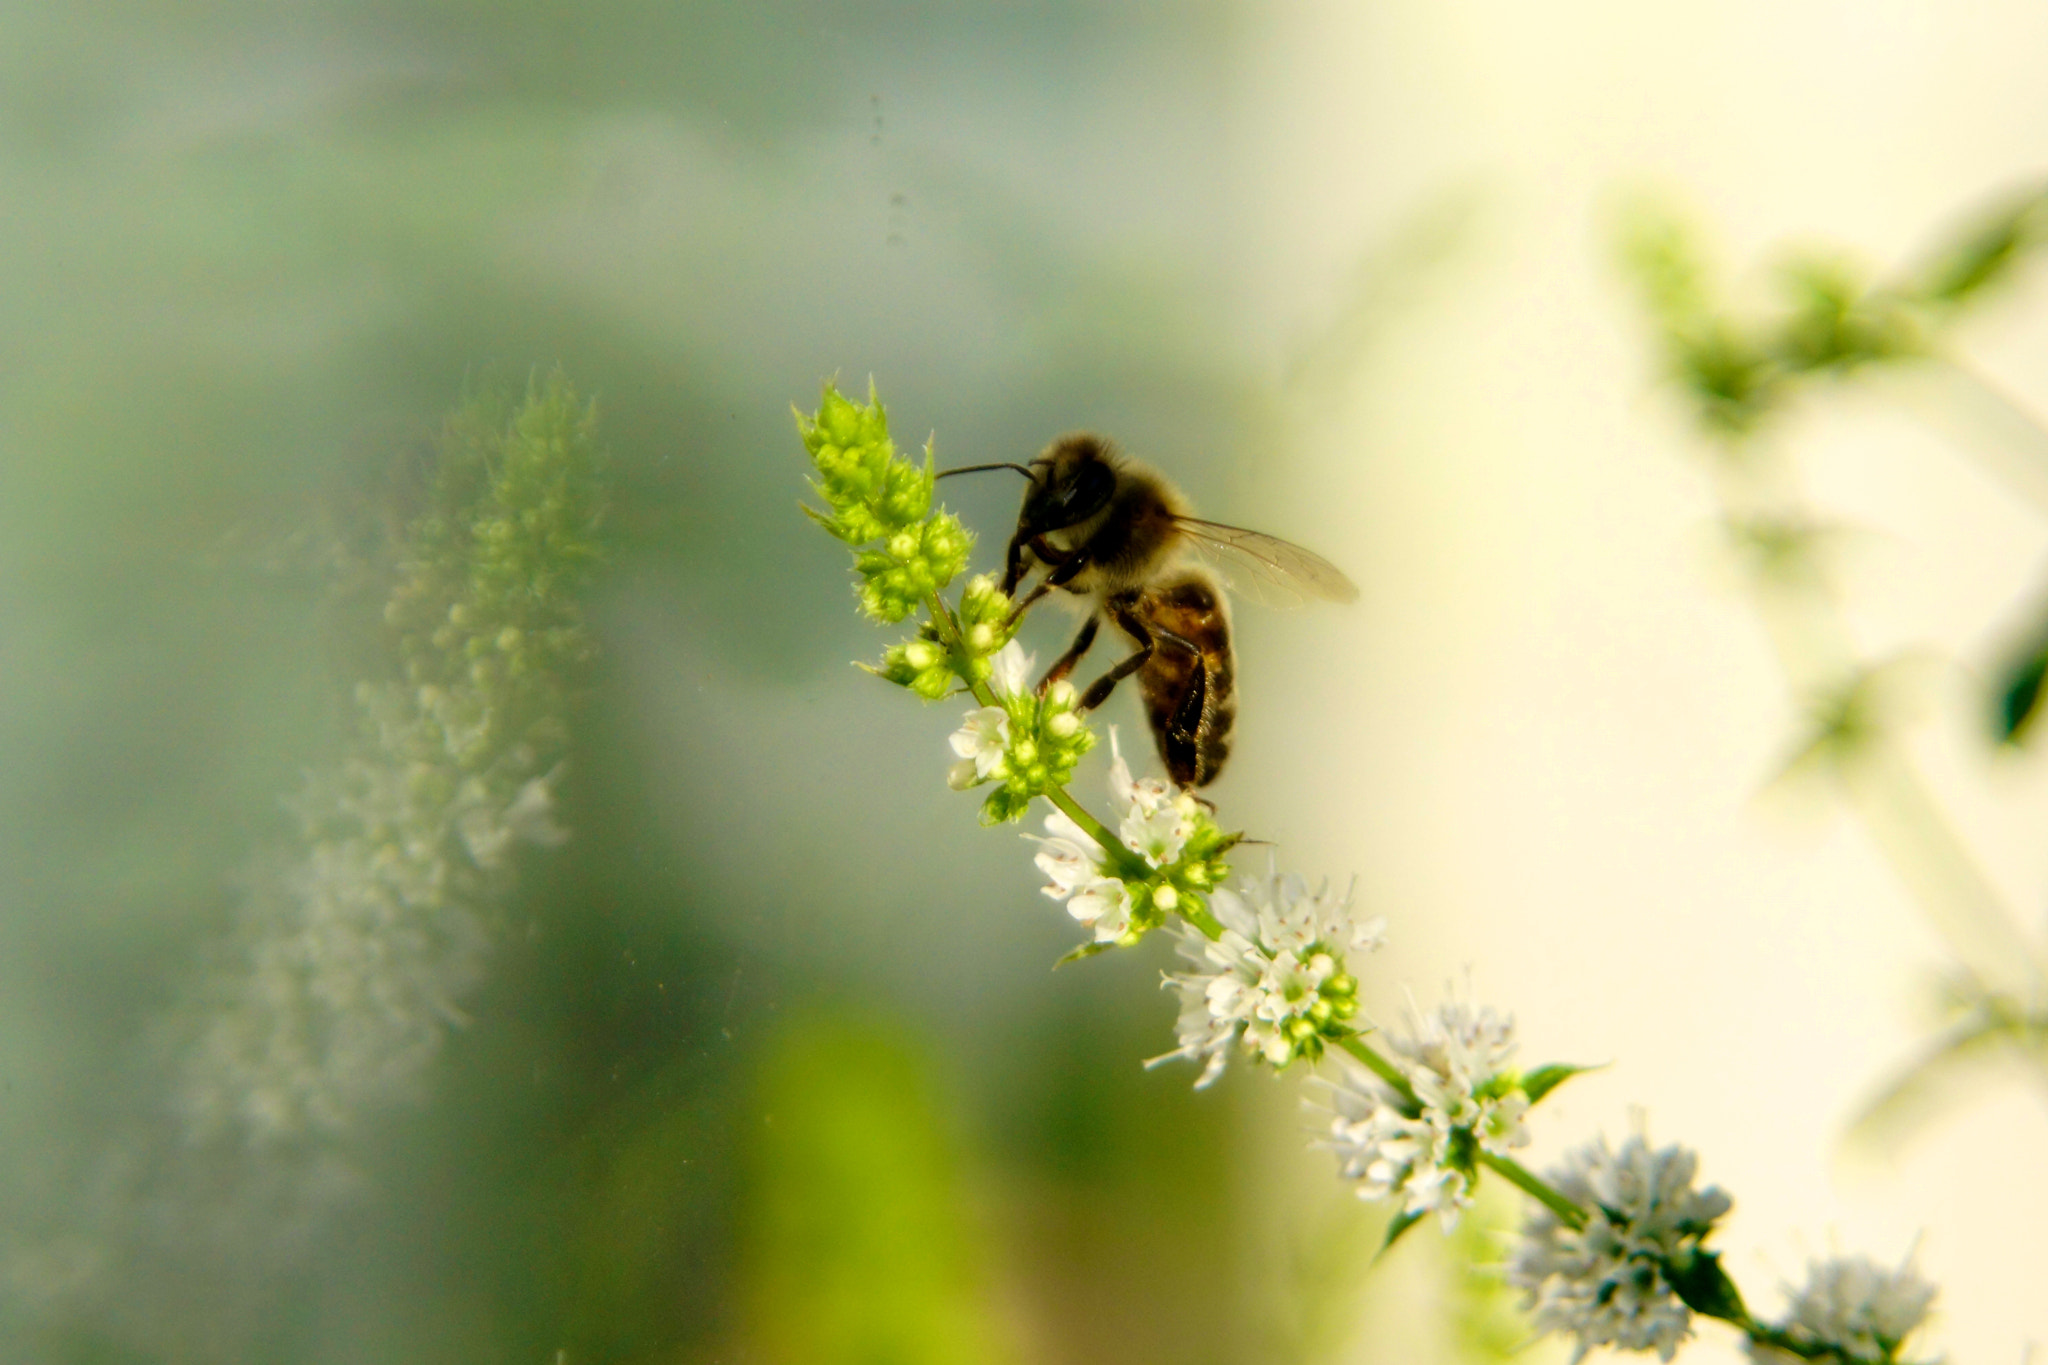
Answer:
1037;616;1099;694
1004;578;1056;625
1076;644;1152;713
1076;598;1155;712
1002;544;1088;629
1000;528;1036;596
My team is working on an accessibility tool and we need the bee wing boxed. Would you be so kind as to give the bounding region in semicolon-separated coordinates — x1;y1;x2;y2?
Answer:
1174;517;1359;609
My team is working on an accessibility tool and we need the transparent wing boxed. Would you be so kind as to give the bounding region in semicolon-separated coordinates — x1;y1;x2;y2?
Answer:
1175;517;1359;609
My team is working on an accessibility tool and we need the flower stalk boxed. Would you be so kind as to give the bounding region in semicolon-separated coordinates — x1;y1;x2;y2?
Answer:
799;375;1946;1365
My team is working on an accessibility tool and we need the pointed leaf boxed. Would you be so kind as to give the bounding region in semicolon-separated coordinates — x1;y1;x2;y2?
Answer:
1374;1207;1427;1261
1993;641;2048;745
1913;185;2048;306
1668;1250;1748;1324
1052;940;1115;969
1520;1062;1601;1107
1845;1008;2038;1153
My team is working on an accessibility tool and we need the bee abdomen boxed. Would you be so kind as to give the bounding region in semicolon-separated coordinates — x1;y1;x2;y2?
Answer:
1136;573;1236;788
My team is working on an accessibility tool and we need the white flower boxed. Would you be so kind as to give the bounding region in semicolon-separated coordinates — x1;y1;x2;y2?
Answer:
1148;865;1381;1086
1750;1255;1935;1365
1026;811;1137;943
1314;992;1529;1229
1508;1135;1733;1363
1106;729;1198;866
988;640;1034;698
946;706;1010;788
1067;877;1135;942
456;773;570;869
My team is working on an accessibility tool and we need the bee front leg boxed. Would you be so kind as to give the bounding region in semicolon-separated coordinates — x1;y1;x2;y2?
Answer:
1037;615;1099;695
1003;542;1087;629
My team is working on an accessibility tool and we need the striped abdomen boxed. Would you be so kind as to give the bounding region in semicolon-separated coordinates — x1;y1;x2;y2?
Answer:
1133;569;1235;788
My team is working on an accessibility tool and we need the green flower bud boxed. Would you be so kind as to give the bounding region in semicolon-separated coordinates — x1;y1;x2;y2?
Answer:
816;387;864;448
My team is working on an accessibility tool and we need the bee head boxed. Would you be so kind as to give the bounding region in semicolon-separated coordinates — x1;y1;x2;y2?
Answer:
1020;434;1118;535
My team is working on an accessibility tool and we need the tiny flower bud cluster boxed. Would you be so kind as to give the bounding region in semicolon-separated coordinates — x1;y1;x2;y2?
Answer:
1026;731;1237;947
1318;995;1533;1229
798;382;972;622
944;643;1098;825
1508;1135;1734;1363
853;518;972;623
871;575;1019;700
1748;1256;1936;1365
1152;864;1385;1087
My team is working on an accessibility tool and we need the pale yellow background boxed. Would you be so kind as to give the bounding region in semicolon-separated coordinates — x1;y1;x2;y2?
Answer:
1226;4;2048;1362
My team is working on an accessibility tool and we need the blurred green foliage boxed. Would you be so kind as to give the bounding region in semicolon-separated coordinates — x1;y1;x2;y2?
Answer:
1616;184;2048;1164
738;1014;1016;1365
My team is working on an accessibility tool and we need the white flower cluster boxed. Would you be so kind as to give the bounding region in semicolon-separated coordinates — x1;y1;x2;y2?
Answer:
942;641;1095;824
1024;728;1206;943
1318;995;1530;1228
1151;867;1386;1087
180;681;569;1143
945;642;1039;788
1508;1134;1733;1363
1749;1255;1936;1365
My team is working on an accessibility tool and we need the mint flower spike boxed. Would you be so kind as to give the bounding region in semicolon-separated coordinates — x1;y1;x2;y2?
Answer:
1508;1134;1736;1363
1747;1255;1937;1365
798;381;971;622
184;373;606;1145
1148;857;1385;1087
1315;991;1532;1236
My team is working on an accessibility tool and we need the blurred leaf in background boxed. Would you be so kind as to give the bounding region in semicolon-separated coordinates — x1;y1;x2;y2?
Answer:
736;1011;1017;1365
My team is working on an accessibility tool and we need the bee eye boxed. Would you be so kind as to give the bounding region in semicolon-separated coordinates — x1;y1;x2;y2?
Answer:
1045;459;1114;525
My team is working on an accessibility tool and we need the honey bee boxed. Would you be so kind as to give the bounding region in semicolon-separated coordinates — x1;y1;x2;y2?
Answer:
942;433;1356;788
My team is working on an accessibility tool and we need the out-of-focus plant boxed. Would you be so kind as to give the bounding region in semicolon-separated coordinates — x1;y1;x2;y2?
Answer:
799;382;1942;1365
1617;187;2048;1148
179;370;609;1145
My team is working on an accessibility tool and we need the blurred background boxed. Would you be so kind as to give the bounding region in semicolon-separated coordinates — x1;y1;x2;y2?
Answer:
2;1;2045;1362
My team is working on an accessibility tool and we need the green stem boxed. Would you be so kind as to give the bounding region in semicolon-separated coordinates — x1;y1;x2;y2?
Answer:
1334;1034;1420;1109
1044;786;1149;880
1178;900;1225;941
1478;1151;1586;1230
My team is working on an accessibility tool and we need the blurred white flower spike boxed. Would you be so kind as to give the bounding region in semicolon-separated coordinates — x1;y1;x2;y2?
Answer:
1509;1135;1735;1362
1752;1255;1937;1365
1319;992;1532;1231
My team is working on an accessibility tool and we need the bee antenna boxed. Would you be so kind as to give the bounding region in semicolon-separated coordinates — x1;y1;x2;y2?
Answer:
935;462;1037;482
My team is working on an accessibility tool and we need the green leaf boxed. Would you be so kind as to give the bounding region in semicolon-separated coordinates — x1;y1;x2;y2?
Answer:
1374;1207;1427;1261
1912;183;2048;306
1666;1250;1748;1324
1993;639;2048;746
1520;1062;1599;1106
1052;941;1115;968
1845;993;2046;1154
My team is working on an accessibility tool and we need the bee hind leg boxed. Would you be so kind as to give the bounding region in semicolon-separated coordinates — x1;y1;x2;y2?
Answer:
1076;642;1153;712
1037;616;1100;695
